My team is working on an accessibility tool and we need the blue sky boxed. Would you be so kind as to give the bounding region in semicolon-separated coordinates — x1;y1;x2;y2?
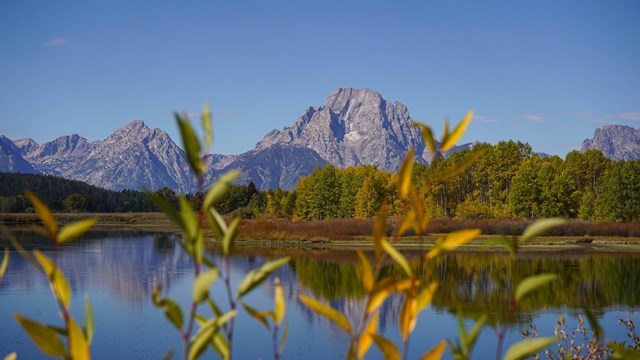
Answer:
1;0;639;156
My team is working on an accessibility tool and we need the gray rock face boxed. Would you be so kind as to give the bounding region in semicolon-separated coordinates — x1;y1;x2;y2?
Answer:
0;136;37;173
23;134;94;175
581;125;640;160
67;120;195;192
208;145;328;190
256;88;433;172
13;138;39;155
1;88;454;191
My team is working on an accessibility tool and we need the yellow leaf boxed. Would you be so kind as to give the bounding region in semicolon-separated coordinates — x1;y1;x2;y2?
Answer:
427;229;481;260
381;238;414;277
299;294;351;333
358;311;379;359
14;314;67;357
368;278;414;314
441;117;450;147
356;251;374;292
58;218;97;244
0;248;8;279
417;282;438;311
34;250;71;309
440;110;474;152
274;277;285;327
193;268;219;303
394;210;416;238
420;340;447;360
398;149;415;198
25;191;57;238
413;122;437;154
3;352;17;360
399;292;418;341
68;317;90;360
371;334;400;360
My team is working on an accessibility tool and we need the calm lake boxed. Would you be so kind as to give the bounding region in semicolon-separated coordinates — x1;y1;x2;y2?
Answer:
1;232;639;359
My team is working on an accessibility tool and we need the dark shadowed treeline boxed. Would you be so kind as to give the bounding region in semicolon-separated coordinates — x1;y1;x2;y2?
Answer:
274;142;640;222
0;172;153;212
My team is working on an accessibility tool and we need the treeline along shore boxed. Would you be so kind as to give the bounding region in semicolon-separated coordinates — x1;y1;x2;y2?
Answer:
1;142;639;240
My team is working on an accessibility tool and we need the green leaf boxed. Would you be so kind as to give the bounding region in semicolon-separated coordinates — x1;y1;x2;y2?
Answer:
25;191;58;238
206;208;228;239
202;170;241;210
152;285;184;330
211;331;230;360
189;312;235;360
58;218;97;244
33;250;71;309
372;203;388;259
583;308;604;342
483;236;516;258
0;247;8;280
299;294;352;333
241;302;271;330
515;274;558;303
84;295;94;345
371;334;401;360
381;238;413;277
440;110;474;152
14;314;67;357
176;112;205;175
398;149;415;198
222;218;241;256
236;257;290;298
521;218;566;242
279;319;289;355
503;337;558;360
193;268;219;303
148;192;182;225
68;317;90;360
420;340;447;360
179;196;199;242
201;103;213;151
356;250;374;292
609;343;640;360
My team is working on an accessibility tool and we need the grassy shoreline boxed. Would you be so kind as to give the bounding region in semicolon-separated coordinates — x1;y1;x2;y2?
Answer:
2;212;639;252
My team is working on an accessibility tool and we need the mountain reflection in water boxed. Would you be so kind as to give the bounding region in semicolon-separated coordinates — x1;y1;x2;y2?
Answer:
1;233;638;359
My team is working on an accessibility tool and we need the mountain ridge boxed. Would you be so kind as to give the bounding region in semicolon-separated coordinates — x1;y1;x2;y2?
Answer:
2;88;638;192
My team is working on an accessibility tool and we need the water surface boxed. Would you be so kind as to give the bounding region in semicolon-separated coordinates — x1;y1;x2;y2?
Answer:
1;233;638;359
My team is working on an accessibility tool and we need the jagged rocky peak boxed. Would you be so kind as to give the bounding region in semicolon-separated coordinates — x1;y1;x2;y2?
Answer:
581;125;640;161
0;135;36;173
13;138;39;155
27;134;92;160
256;87;431;172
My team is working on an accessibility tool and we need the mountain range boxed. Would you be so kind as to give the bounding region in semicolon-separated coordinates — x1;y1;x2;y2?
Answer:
1;88;638;192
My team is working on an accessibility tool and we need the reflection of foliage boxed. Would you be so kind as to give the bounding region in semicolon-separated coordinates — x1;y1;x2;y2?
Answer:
292;258;365;300
293;252;640;325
